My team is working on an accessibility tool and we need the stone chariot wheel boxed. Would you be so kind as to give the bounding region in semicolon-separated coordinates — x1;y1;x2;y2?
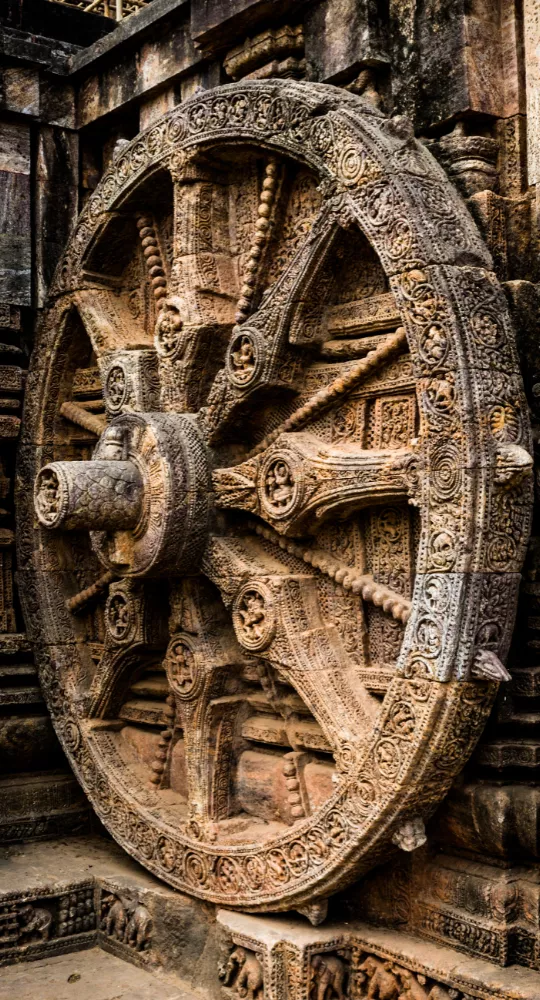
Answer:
17;80;533;915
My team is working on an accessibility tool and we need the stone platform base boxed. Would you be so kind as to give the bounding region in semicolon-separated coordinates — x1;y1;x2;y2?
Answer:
218;910;540;1000
0;833;219;996
2;835;540;1000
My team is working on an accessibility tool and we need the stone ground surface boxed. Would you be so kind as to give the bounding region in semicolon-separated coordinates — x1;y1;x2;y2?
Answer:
0;946;198;1000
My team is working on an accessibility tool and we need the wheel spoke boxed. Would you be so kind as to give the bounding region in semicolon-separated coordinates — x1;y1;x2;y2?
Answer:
202;535;380;760
214;430;413;534
164;579;249;829
247;327;407;458
60;400;106;436
201;202;342;442
247;521;411;624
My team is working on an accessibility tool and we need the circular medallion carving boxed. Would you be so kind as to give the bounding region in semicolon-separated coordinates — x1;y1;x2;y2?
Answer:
260;451;301;519
232;582;275;651
34;467;66;528
226;328;263;387
105;365;128;412
166;636;202;700
19;79;532;914
105;592;132;641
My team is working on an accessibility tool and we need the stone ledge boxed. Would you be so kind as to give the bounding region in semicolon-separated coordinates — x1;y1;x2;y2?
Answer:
218;910;540;1000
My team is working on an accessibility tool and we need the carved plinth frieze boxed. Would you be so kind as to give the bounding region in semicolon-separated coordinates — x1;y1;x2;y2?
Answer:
217;911;540;1000
17;80;532;914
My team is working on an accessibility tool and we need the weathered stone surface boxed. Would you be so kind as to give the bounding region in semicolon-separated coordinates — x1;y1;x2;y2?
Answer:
0;949;194;1000
0;123;31;308
304;0;388;84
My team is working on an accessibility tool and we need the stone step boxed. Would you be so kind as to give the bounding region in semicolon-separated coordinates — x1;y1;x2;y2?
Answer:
0;663;36;680
0;772;89;843
130;675;169;698
476;739;540;767
0;685;43;706
119;698;168;726
0;946;197;1000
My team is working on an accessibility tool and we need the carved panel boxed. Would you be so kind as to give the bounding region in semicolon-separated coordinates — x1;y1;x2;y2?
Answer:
17;80;532;913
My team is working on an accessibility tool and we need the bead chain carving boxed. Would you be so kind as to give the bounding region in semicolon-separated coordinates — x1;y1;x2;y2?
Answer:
248;327;407;458
60;401;107;437
66;570;117;615
136;214;168;310
235;159;279;324
149;693;176;787
247;520;411;623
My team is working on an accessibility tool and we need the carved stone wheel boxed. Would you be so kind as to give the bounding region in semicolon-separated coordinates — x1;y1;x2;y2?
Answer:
17;80;533;914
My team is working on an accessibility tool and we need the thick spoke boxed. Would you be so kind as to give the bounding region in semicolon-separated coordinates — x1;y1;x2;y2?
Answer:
202;535;380;762
201;203;342;442
153;151;238;413
165;579;249;829
214;430;412;535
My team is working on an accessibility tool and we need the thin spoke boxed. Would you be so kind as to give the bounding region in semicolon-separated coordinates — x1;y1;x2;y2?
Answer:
235;158;279;324
60;401;106;436
247;326;407;458
248;520;411;624
66;570;117;614
136;213;168;311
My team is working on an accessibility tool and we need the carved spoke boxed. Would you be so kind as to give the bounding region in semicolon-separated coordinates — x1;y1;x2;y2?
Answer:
214;431;413;535
203;535;380;761
201;202;342;443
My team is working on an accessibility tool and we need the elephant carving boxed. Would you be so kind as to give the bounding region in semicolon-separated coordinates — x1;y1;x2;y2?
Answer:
222;945;264;1000
18;903;52;943
358;957;400;1000
125;901;152;951
101;893;152;952
396;970;430;1000
310;953;348;1000
103;895;128;941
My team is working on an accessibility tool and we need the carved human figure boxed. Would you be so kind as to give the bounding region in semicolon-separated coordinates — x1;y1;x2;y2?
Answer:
238;590;267;643
106;366;127;409
18;903;53;942
423;324;447;362
35;470;61;523
125;901;152;951
231;335;256;382
169;640;196;693
222;946;264;1000
107;594;131;640
155;297;184;356
310;953;348;1000
358;957;400;1000
265;460;295;509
